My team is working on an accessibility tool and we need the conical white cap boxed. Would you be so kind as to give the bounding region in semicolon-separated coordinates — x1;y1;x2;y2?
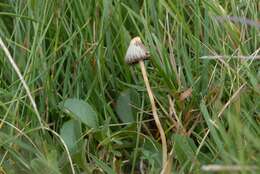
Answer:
125;37;149;64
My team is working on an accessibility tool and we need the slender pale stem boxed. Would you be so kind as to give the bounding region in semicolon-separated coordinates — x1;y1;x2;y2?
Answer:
0;37;44;129
139;60;167;167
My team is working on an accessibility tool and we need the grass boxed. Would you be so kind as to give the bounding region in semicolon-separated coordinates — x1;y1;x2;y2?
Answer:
0;0;259;173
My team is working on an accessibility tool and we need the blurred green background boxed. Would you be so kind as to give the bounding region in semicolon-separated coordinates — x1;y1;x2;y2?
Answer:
0;0;259;173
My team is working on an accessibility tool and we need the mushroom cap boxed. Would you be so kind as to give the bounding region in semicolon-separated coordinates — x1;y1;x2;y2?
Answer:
125;37;149;64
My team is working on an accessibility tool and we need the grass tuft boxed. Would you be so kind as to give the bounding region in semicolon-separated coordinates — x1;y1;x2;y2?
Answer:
0;0;259;173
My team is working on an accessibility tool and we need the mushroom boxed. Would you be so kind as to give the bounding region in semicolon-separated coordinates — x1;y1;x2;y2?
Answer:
125;37;167;167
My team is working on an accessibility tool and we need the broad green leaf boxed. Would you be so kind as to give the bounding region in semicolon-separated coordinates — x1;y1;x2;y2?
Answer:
61;98;98;129
142;140;161;173
30;150;61;174
60;119;81;152
116;89;140;123
116;89;134;123
89;153;116;174
173;134;197;164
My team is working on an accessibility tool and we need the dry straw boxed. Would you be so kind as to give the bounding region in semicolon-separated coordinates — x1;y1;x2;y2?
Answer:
0;36;43;128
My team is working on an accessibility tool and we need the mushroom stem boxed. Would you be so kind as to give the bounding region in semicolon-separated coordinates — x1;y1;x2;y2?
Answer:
139;60;167;166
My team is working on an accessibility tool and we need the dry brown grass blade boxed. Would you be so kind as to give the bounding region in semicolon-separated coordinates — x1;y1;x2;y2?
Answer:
202;164;258;172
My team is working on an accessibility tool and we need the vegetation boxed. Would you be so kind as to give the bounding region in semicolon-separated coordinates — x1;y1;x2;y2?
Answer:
0;0;259;173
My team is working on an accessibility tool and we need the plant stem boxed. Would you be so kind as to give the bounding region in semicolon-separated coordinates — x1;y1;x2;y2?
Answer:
139;60;167;168
0;36;44;129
